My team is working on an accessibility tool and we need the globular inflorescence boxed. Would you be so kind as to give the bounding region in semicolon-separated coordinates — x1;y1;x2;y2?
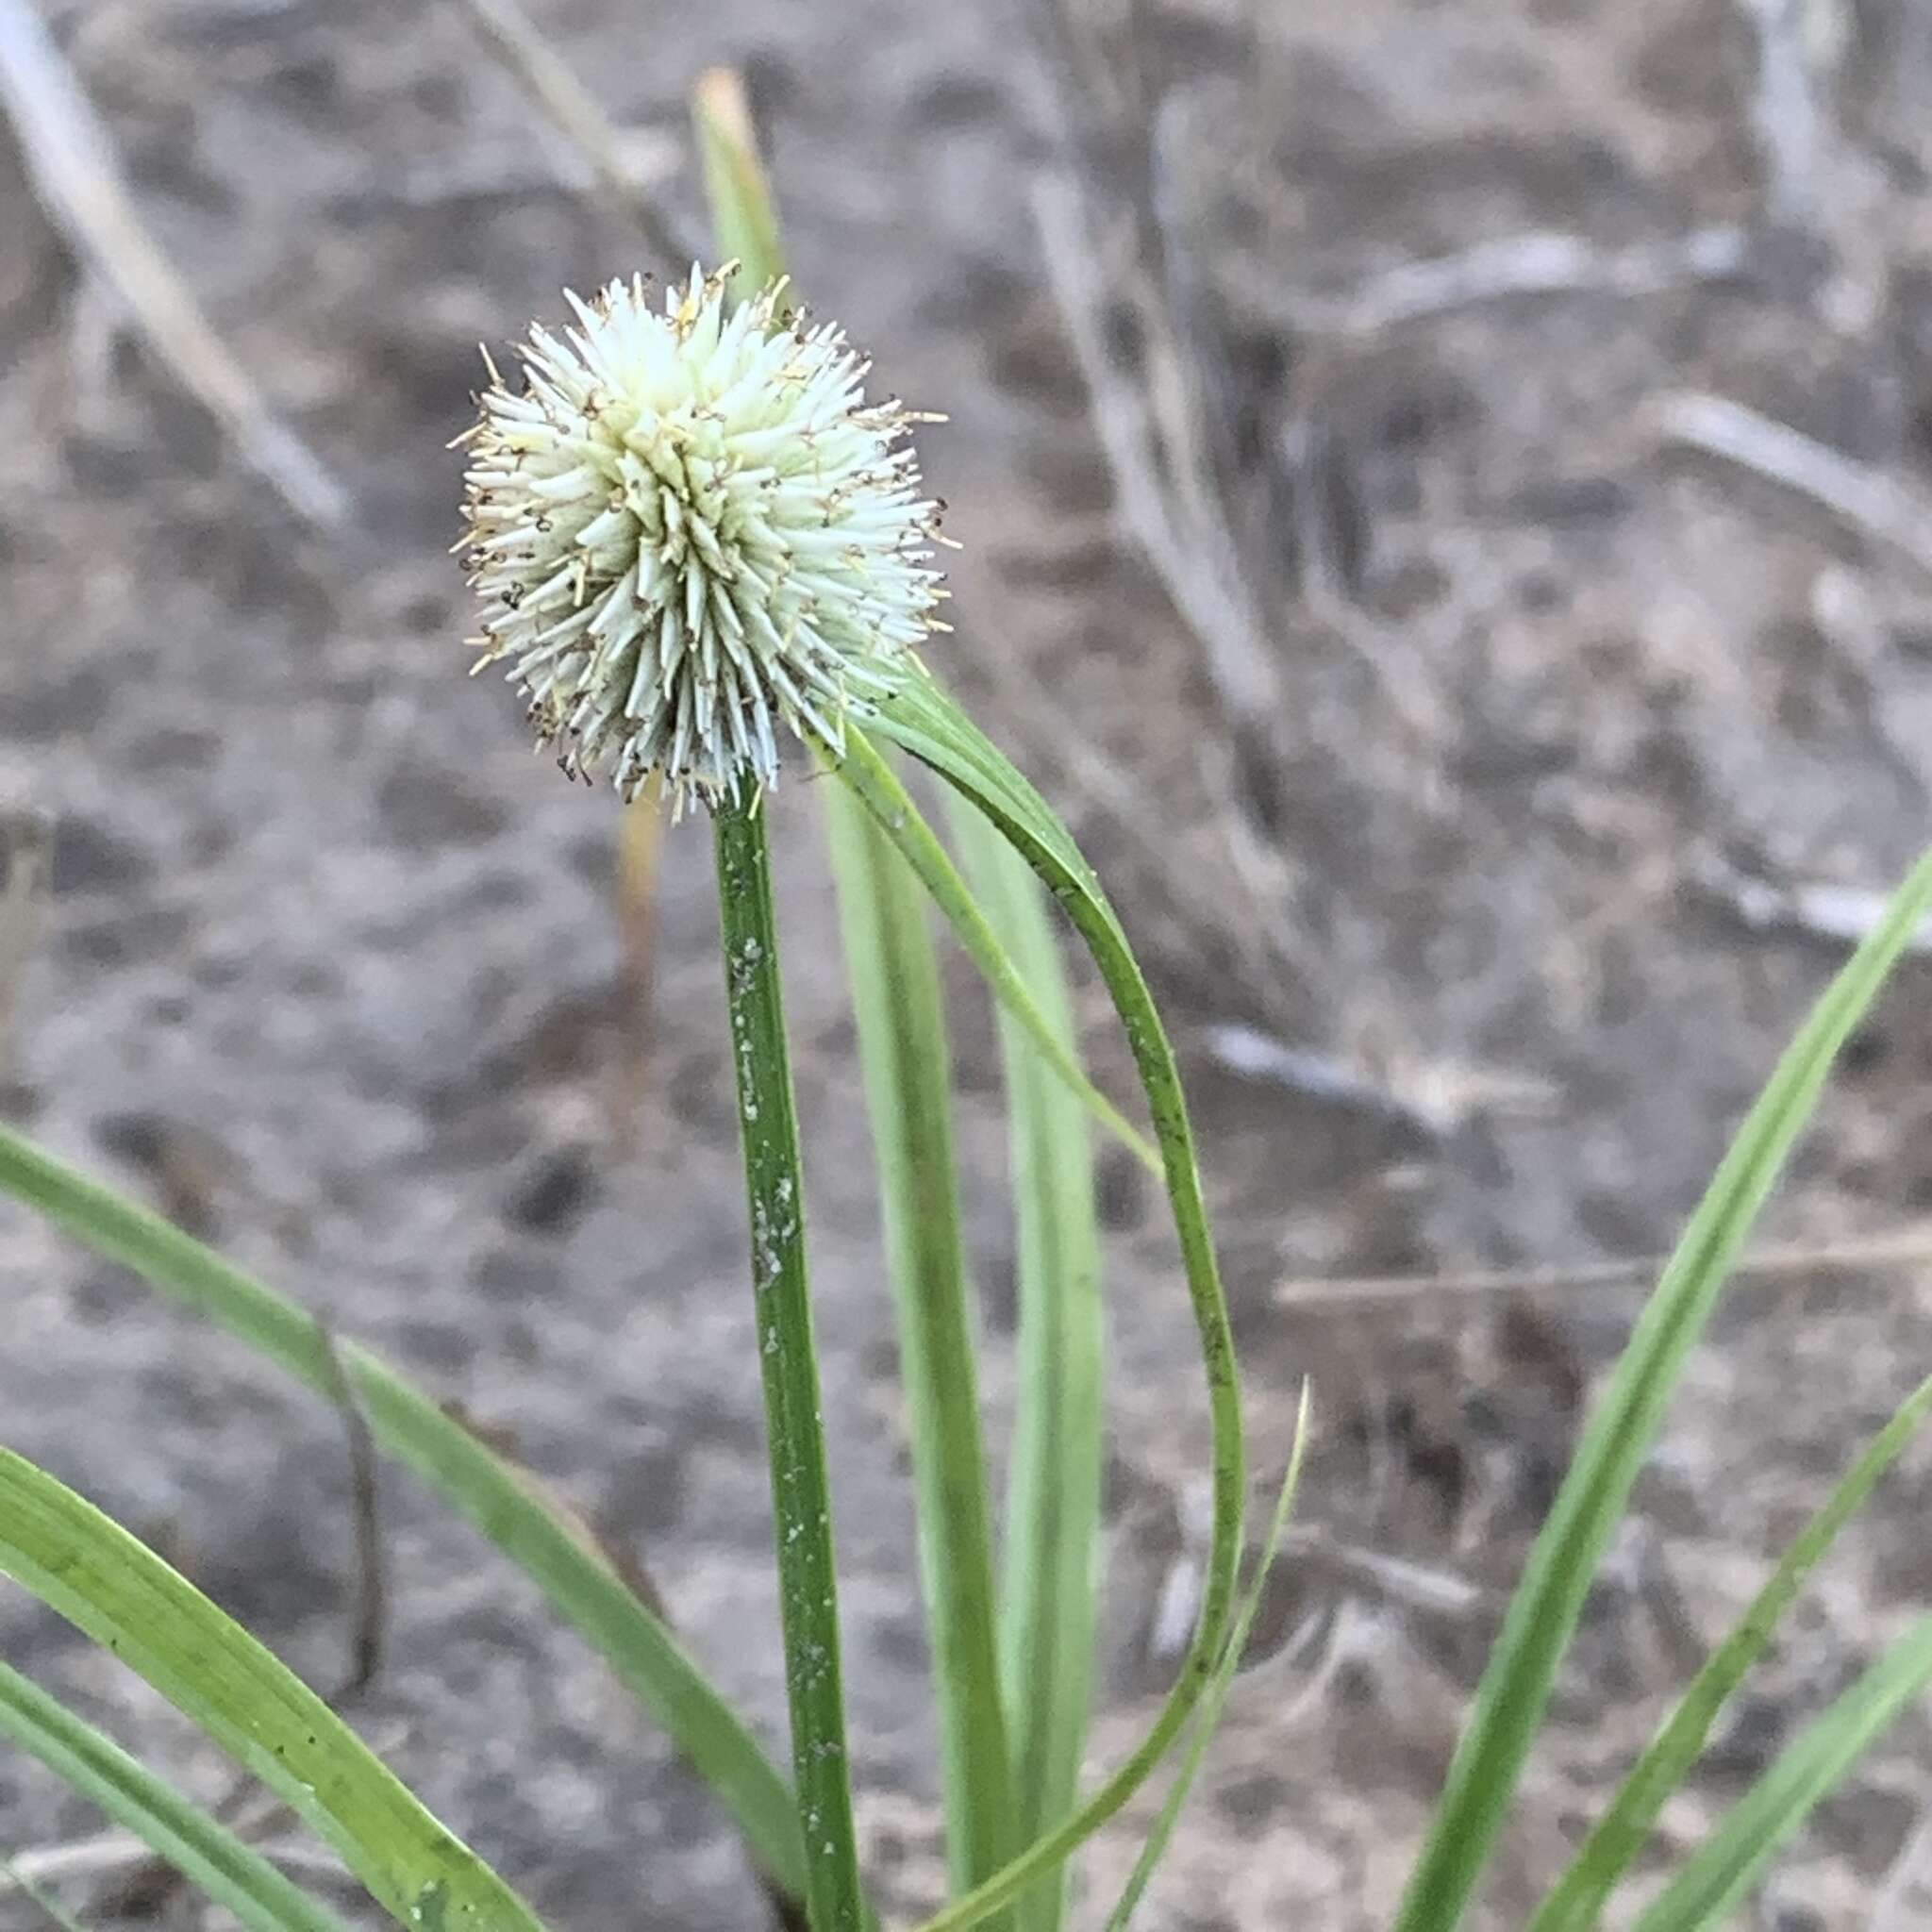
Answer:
459;266;945;814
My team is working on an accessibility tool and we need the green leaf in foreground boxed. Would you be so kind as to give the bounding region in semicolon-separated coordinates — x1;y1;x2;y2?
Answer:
1631;1616;1932;1932
1108;1383;1313;1931
827;732;1158;1175
0;1121;809;1907
0;1656;352;1932
0;1447;542;1931
841;673;1248;1932
1528;1366;1932;1932
950;798;1105;1932
1390;846;1932;1932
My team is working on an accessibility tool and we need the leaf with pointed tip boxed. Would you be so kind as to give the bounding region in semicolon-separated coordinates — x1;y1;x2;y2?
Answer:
1108;1383;1312;1930
0;1447;544;1930
1528;1366;1932;1932
1632;1617;1932;1932
0;1656;353;1932
0;1122;809;1908
825;670;1246;1932
1390;847;1932;1932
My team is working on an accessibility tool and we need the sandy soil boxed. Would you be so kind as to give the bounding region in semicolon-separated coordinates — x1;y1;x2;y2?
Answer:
5;0;1932;1926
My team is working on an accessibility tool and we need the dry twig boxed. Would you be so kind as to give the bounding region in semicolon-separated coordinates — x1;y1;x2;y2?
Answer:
0;0;348;525
1202;1020;1560;1139
1286;1528;1486;1619
1032;173;1283;732
1738;0;1841;230
1657;391;1932;579
453;0;691;267
315;1320;387;1704
0;808;50;1079
0;1832;345;1899
331;132;677;216
1275;1220;1932;1316
1700;858;1932;955
1282;226;1750;338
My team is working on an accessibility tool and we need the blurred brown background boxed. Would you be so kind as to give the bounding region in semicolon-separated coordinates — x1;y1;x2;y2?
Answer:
6;0;1932;1925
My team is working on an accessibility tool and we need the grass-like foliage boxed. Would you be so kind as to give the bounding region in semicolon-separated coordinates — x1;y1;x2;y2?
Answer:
2;53;1931;1932
1394;846;1932;1932
0;1446;542;1928
0;1655;353;1932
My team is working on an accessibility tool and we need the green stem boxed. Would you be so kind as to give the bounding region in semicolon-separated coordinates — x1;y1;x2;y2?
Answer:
712;791;864;1932
691;77;1020;1912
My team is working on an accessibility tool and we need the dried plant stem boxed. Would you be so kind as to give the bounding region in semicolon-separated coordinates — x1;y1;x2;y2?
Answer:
712;792;863;1932
0;808;50;1077
1274;1218;1932;1316
0;0;347;526
614;777;664;1143
1657;391;1932;578
0;1833;339;1898
454;0;688;266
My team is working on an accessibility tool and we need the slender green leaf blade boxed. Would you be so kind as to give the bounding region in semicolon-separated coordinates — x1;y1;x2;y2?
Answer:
1389;847;1932;1932
0;1121;808;1905
828;733;1158;1174
0;1853;88;1932
1632;1617;1932;1932
1108;1383;1313;1931
692;66;785;298
826;791;1018;1908
0;1657;352;1932
0;1448;542;1930
862;673;1101;902
1529;1367;1932;1932
840;675;1248;1932
950;796;1104;1932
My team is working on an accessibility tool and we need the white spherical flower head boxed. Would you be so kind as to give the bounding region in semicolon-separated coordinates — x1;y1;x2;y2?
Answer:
459;266;946;813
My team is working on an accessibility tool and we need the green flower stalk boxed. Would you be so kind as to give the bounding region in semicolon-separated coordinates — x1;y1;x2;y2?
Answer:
458;263;957;1932
712;790;863;1932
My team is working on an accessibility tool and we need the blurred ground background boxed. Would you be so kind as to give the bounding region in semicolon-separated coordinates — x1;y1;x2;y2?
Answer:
5;0;1932;1925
